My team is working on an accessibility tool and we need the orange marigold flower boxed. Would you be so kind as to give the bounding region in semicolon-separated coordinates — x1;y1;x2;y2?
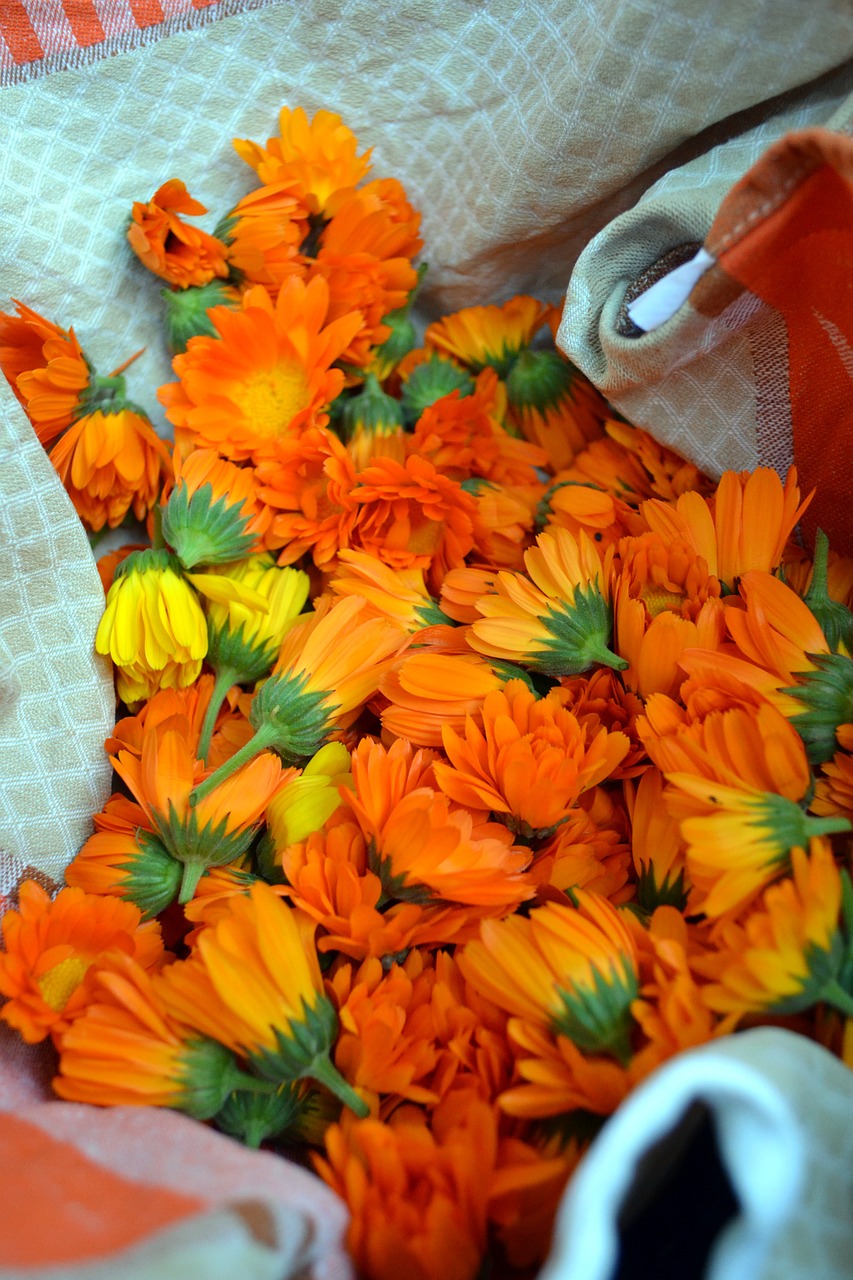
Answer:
459;894;639;1063
408;368;547;487
433;679;629;838
625;768;690;913
0;300;91;444
700;840;849;1029
379;649;509;747
537;478;641;552
310;178;422;368
725;570;828;684
53;952;254;1117
345;736;438;840
349;453;479;594
314;1092;495;1280
605;419;714;503
220;181;309;294
234;106;372;216
558;667;647;779
159;277;362;462
66;793;182;919
328;549;451;631
812;725;853;821
127;180;229;288
162;447;272;568
256;425;358;570
48;406;170;532
425;296;550;374
639;684;849;916
533;795;633;904
498;1018;632;1119
0;881;162;1044
468;526;625;676
642;467;811;590
467;480;540;571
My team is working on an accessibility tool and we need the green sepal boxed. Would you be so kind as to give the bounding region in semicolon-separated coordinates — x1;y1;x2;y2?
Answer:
207;619;278;685
535;1108;606;1150
162;480;258;570
250;672;337;764
505;347;576;413
488;659;537;692
245;997;369;1117
214;1082;305;1149
551;960;639;1065
153;802;261;904
162;280;235;355
369;840;438;906
765;932;847;1017
179;1037;275;1121
114;546;182;582
752;790;851;854
339;371;403;440
533;583;627;677
785;650;853;764
401;354;474;426
834;869;853;997
636;863;688;915
118;830;183;919
802;530;853;654
371;308;417;377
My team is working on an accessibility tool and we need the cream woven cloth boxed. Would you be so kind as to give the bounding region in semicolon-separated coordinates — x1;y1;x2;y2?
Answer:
2;3;853;1278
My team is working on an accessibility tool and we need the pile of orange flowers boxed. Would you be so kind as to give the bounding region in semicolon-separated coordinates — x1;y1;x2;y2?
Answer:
1;106;853;1280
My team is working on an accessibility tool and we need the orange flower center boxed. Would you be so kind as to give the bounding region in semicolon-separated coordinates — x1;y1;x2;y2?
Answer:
37;956;90;1012
234;361;310;439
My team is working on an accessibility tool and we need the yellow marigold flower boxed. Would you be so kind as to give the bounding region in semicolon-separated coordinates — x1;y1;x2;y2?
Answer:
459;894;640;1063
0;299;90;444
0;881;162;1045
159;277;362;463
49;406;170;532
54;953;266;1118
95;548;208;706
702;841;853;1027
642;467;810;591
266;742;352;854
233;106;372;216
469;526;626;676
156;882;368;1115
434;679;629;838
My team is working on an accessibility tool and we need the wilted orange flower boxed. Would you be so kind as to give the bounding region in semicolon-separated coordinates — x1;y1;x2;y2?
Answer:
159;277;362;462
49;406;169;531
0;881;162;1044
642;467;810;590
257;425;358;570
127;180;229;288
408;368;547;487
433;679;629;838
234;106;372;216
349;454;479;593
310;178;422;367
701;840;848;1028
379;649;509;747
314;1092;495;1280
0;300;90;443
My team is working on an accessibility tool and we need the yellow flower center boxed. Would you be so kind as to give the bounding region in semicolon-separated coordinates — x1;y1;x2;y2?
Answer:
37;956;90;1012
235;361;310;439
641;586;686;618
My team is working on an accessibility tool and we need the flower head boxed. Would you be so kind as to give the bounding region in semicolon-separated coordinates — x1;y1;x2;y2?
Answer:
162;448;272;569
0;300;90;443
127;180;229;288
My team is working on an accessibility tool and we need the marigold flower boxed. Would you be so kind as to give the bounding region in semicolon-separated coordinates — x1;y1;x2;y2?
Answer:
234;106;372;216
497;1018;632;1119
642;467;810;590
338;371;407;469
0;881;162;1044
534;796;632;904
639;687;849;916
266;742;352;853
156;882;368;1115
110;703;284;902
379;649;509;747
328;548;450;631
625;768;690;913
349;453;479;594
468;526;626;676
345;736;438;840
701;841;852;1027
95;548;208;705
433;679;629;838
53;953;266;1118
49;406;170;532
219;181;309;294
725;570;828;685
426;296;549;375
257;425;358;570
127;180;229;288
467;480;539;570
66;794;180;919
159;277;362;462
812;725;853;820
0;300;91;443
314;1093;494;1280
162;448;272;569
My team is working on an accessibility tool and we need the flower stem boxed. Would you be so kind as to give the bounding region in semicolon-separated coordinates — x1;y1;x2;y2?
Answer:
823;980;853;1019
178;858;207;904
197;666;240;766
189;723;278;807
307;1054;370;1118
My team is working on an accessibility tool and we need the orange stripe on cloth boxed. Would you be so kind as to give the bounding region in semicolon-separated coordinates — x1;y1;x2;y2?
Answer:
708;128;853;553
128;0;165;26
0;3;44;63
0;1112;205;1265
191;0;219;8
60;0;106;47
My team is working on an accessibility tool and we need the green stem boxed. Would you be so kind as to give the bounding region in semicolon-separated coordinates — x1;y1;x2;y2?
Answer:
189;723;278;807
807;815;853;838
197;666;240;766
178;858;207;904
822;979;853;1019
307;1054;370;1118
